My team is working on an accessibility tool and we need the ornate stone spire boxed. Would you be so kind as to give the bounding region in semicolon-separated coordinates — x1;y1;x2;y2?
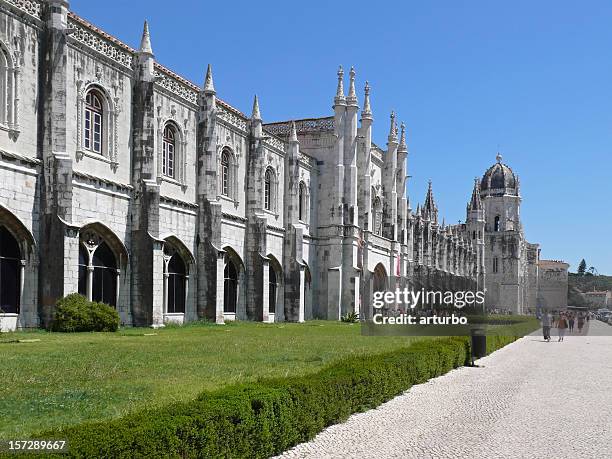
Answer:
423;180;438;223
361;81;372;120
388;111;398;141
139;20;153;55
289;120;298;143
346;66;358;106
251;94;261;120
468;177;483;211
203;64;215;93
334;66;345;105
496;152;503;163
398;122;407;152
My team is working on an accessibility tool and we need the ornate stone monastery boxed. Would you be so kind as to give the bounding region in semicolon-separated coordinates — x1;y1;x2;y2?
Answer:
0;0;566;329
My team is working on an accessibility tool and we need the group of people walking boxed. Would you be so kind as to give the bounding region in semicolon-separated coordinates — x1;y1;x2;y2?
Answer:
541;311;589;342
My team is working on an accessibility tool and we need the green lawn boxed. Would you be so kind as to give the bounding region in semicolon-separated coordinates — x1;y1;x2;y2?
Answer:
0;321;423;437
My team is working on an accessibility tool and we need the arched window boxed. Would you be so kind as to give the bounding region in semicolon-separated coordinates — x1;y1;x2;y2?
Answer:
84;89;104;154
224;259;238;314
0;226;20;314
472;230;476;240
92;242;117;306
221;150;231;197
166;252;186;314
0;43;18;131
162;124;176;178
264;168;273;211
298;181;307;221
78;235;119;307
494;215;500;232
0;48;8;124
78;239;118;307
269;263;278;314
372;196;383;236
373;263;387;295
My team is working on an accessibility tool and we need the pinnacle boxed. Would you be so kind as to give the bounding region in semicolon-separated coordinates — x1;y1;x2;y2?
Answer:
139;20;153;55
362;81;372;119
252;94;261;121
289;120;298;143
203;64;215;93
334;65;346;105
347;66;358;105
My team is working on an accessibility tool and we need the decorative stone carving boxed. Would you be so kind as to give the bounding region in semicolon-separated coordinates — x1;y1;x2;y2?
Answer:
81;230;102;249
68;17;133;69
154;68;198;105
263;135;285;153
4;0;42;20
264;117;334;136
217;105;248;132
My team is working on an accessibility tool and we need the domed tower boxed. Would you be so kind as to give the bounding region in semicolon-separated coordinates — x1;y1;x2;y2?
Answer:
480;153;526;314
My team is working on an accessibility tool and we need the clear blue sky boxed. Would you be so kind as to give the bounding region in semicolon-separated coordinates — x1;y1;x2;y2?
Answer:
72;0;612;274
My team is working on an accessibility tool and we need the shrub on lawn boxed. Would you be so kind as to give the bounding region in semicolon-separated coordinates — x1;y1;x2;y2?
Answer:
51;294;119;333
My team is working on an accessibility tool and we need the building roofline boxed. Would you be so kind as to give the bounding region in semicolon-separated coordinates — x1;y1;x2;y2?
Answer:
67;11;248;120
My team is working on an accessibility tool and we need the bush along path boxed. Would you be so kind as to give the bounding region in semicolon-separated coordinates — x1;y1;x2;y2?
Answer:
9;329;537;459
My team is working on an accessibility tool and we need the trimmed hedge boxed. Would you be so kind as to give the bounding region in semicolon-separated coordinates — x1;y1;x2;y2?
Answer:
23;329;537;459
51;293;120;332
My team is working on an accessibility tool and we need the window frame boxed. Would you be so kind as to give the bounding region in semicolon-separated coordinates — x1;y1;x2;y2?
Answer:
0;42;20;135
77;84;117;168
264;168;273;211
84;90;104;154
221;150;231;197
162;124;177;179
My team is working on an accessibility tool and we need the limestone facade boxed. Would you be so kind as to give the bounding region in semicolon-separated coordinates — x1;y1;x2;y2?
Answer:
0;1;563;327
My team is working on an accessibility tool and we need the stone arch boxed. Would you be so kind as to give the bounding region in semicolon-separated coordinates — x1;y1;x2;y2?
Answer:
0;204;36;256
77;222;128;308
0;206;37;325
161;235;194;318
160;234;195;267
79;221;128;266
373;263;388;294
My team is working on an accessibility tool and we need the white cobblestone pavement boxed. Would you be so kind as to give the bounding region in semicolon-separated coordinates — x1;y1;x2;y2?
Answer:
278;320;612;459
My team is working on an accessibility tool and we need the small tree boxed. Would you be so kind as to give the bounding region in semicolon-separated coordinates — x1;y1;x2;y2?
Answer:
578;259;587;275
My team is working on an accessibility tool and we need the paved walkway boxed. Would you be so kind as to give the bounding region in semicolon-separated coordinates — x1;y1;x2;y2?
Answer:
278;321;612;459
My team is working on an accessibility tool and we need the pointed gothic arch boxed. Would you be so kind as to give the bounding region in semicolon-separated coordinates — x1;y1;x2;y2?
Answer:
373;263;388;294
163;242;187;315
77;222;127;307
0;206;36;321
0;225;21;314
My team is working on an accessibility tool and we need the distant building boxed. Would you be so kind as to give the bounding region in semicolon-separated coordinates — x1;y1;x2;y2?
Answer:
583;291;612;309
537;260;570;311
